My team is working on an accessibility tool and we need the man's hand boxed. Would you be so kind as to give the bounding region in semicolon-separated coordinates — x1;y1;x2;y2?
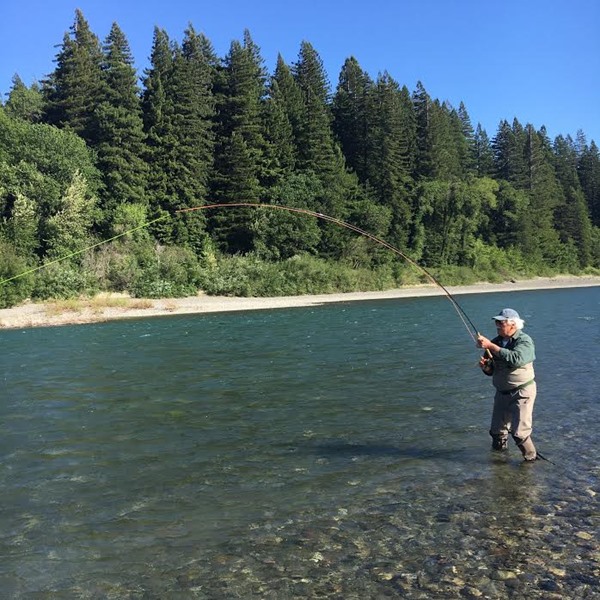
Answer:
479;355;493;374
477;334;491;350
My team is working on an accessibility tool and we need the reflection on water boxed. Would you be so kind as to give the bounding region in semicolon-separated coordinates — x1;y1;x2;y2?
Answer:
1;287;598;598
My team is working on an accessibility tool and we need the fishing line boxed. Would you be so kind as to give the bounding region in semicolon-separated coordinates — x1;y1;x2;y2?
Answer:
0;201;481;344
0;216;167;287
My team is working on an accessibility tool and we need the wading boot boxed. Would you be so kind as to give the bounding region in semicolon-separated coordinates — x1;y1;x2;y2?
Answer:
514;436;537;461
491;434;508;452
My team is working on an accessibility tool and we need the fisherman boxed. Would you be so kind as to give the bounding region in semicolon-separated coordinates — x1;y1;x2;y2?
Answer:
476;308;538;461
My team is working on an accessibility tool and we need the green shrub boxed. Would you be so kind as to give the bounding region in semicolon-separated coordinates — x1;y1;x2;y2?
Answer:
32;262;97;300
130;245;203;298
198;254;402;297
0;243;34;308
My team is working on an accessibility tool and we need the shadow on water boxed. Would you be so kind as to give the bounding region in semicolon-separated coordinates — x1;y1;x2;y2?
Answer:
310;440;464;461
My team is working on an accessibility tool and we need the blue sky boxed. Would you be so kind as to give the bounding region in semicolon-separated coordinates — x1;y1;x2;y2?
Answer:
2;0;599;143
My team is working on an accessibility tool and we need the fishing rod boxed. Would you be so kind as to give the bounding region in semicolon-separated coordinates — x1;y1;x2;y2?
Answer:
3;201;558;462
177;202;482;344
0;201;483;345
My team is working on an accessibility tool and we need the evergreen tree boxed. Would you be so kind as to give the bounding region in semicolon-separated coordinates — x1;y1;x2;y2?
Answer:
263;81;296;180
412;81;432;179
431;101;464;180
141;26;174;237
332;56;373;181
553;134;593;266
520;125;567;268
211;130;261;252
167;25;216;247
292;41;338;179
4;75;43;123
42;9;104;145
271;54;305;149
210;31;268;253
292;42;363;257
414;178;497;266
366;73;416;249
96;22;148;216
578;139;600;227
492;119;527;187
486;180;530;248
142;25;216;251
473;124;495;176
457;101;476;174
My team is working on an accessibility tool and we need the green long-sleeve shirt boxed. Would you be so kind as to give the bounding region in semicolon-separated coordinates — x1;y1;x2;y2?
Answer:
490;330;536;392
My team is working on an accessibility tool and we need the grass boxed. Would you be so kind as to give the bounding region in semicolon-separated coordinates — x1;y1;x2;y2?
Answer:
45;294;154;316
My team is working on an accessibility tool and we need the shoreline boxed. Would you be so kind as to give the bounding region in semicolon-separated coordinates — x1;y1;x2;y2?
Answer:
1;275;599;330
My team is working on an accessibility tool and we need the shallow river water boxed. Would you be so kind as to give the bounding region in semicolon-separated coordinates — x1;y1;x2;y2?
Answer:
1;287;599;598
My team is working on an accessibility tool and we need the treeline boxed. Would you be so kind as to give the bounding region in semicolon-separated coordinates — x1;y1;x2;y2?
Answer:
1;9;599;307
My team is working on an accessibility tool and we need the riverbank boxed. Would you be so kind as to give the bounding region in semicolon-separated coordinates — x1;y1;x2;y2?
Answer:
1;275;599;330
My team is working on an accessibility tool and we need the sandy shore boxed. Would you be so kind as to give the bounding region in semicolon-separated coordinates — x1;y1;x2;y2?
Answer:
1;275;599;330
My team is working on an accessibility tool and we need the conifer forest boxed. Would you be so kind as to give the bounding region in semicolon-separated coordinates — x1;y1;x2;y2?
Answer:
1;10;599;307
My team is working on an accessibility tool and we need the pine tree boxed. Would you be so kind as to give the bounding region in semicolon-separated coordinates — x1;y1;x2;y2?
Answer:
473;124;495;177
492;119;527;188
292;41;338;179
210;31;268;253
457;101;476;174
271;55;305;146
520;125;567;267
292;42;362;257
141;26;174;236
365;73;416;248
42;9;104;145
486;180;530;249
332;56;373;181
211;130;261;252
142;25;216;251
263;77;296;177
4;75;43;123
412;81;432;179
551;134;593;267
168;25;216;247
96;22;148;217
578;139;600;227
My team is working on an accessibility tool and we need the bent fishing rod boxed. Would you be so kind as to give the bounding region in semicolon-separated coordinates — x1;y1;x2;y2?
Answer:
177;202;483;345
0;201;484;346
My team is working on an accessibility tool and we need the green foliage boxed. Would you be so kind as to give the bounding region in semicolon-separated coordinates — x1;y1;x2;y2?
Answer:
469;240;531;281
0;242;34;307
254;173;324;259
130;245;203;298
95;23;148;214
42;9;104;144
332;57;373;181
292;41;338;178
199;253;399;297
43;171;98;259
3;192;39;256
0;105;100;219
1;10;598;305
4;76;44;123
32;262;97;300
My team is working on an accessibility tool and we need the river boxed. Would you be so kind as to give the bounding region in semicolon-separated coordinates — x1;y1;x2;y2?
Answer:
1;286;598;598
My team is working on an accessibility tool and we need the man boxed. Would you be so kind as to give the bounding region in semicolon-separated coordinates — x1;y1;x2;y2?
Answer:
477;308;538;461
